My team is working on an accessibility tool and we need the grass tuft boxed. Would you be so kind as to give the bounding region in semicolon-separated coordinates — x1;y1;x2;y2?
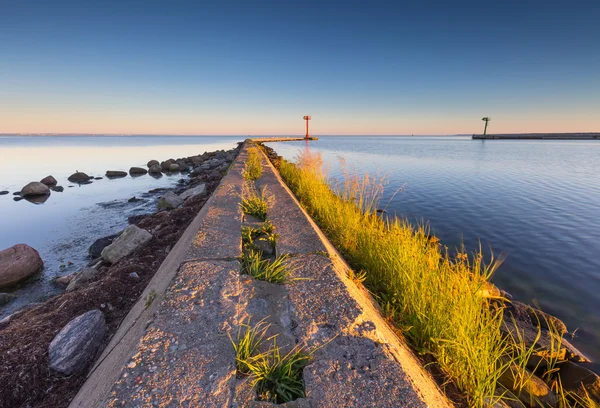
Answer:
241;250;292;284
229;318;269;375
249;341;311;403
231;319;311;404
239;182;269;221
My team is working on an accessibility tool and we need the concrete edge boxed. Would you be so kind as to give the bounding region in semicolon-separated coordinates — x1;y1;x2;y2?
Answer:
257;143;453;407
69;148;244;408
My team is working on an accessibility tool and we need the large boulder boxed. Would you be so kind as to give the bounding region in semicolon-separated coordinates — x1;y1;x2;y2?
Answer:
66;267;99;292
168;163;180;172
20;182;50;197
105;170;127;178
148;164;162;174
129;167;148;175
0;244;43;288
179;183;206;200
68;172;90;183
157;192;183;210
147;159;159;168
101;225;152;264
40;175;57;186
49;309;106;375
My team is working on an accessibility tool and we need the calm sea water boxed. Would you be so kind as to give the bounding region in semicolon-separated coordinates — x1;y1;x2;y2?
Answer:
0;136;242;317
267;136;600;361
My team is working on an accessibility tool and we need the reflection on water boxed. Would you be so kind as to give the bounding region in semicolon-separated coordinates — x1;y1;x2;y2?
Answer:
0;135;243;318
269;136;600;361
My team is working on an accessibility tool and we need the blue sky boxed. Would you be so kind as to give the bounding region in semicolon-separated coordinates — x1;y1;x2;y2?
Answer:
1;0;599;135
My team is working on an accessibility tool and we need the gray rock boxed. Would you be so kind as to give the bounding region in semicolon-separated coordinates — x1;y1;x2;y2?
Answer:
254;237;274;255
0;191;9;195
106;170;128;178
0;244;43;288
190;167;203;177
160;160;174;170
158;191;183;210
66;267;99;292
52;186;64;192
20;181;50;197
176;160;190;172
190;156;203;164
168;163;180;172
68;172;90;183
101;225;152;264
147;159;159;168
0;292;17;306
129;167;148;175
148;164;162;174
209;169;221;180
49;309;106;375
179;183;206;200
40;175;57;186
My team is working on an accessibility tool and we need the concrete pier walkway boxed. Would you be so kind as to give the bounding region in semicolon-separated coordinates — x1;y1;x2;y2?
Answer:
70;140;449;407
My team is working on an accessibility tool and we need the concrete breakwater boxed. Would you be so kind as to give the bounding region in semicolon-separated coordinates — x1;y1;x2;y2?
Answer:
69;140;449;407
473;133;600;140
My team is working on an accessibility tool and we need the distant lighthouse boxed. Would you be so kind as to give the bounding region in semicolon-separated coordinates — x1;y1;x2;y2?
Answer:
303;116;311;139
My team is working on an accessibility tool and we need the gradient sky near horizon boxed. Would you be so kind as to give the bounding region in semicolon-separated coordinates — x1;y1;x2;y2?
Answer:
1;0;599;135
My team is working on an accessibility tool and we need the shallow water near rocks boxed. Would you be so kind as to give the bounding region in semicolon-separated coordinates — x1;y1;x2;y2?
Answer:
0;135;242;318
268;136;600;362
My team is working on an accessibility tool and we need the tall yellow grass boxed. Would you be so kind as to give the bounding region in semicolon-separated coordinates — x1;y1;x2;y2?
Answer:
279;150;511;406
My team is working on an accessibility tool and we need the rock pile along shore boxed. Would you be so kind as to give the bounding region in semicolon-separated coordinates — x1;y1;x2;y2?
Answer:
0;145;241;408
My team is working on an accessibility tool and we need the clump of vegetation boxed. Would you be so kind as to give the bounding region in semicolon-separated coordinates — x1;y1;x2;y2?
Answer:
243;146;263;181
230;318;269;375
241;250;292;284
242;220;278;254
249;341;311;403
239;182;269;221
230;319;311;403
275;150;533;406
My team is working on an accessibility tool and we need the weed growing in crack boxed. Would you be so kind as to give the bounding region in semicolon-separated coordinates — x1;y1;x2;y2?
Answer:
231;319;311;404
250;342;311;404
229;318;269;375
239;183;269;221
240;251;292;284
242;221;278;255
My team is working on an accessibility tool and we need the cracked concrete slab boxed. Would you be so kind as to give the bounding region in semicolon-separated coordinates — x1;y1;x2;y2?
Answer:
106;260;242;408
